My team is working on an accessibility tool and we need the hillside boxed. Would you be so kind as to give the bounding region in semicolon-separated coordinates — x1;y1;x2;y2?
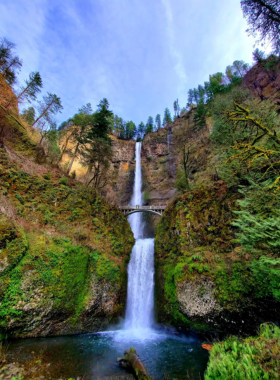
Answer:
0;79;134;338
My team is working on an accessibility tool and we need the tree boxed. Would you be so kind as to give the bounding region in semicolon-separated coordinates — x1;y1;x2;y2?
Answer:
241;0;280;54
174;127;196;191
80;137;113;189
155;114;161;130
0;38;22;85
112;115;124;137
226;103;280;191
232;60;249;77
67;103;94;175
138;121;145;139
21;106;35;125
252;48;266;63
145;116;154;134
187;89;195;105
193;88;199;104
33;93;63;126
17;71;43;102
198;85;206;104
225;66;234;82
173;99;180;118
44;124;61;165
57;119;75;164
163;108;172;127
91;98;113;140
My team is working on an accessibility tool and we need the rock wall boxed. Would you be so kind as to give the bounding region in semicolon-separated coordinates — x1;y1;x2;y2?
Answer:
154;182;280;335
60;136;136;206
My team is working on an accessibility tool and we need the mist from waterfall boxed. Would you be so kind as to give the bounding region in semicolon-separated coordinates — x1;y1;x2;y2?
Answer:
124;142;155;334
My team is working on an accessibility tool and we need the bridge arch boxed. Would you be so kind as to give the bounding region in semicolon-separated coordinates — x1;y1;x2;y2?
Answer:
119;205;166;217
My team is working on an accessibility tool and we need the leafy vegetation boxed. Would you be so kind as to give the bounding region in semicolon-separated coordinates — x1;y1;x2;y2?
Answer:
206;323;280;380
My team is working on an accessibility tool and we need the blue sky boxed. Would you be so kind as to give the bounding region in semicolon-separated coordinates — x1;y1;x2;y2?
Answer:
0;0;270;126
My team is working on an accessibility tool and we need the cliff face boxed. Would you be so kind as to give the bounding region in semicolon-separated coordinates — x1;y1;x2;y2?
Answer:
60;136;136;206
101;138;136;205
155;183;280;334
141;113;213;206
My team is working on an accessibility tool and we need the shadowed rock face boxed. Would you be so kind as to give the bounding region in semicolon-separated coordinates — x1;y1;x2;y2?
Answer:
243;56;280;104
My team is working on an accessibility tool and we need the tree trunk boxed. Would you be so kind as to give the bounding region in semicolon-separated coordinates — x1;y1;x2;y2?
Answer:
67;142;79;175
117;348;151;380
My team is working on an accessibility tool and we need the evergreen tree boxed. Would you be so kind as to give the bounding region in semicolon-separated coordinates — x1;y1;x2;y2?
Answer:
163;108;172;127
90;98;113;141
145;116;154;134
173;99;180;118
33;93;63;126
187;89;195;105
17;71;43;102
155;114;161;130
198;85;206;104
0;37;22;85
252;48;266;63
241;0;280;54
21;107;35;125
193;88;199;104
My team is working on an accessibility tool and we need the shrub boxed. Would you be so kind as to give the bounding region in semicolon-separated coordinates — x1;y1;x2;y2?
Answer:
43;172;51;180
59;176;69;186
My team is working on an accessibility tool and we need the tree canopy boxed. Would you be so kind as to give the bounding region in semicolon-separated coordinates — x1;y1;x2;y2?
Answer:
241;0;280;54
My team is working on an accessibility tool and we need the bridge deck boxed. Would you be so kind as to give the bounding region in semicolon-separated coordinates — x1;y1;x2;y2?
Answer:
119;205;166;216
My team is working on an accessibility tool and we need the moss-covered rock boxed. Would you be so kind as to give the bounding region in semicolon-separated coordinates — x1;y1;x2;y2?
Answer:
155;182;280;334
0;156;134;338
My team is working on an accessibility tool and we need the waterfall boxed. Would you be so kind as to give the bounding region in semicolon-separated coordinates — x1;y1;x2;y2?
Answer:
167;129;172;153
124;142;155;332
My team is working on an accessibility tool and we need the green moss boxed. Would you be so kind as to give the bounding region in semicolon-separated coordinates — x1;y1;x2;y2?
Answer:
0;156;134;335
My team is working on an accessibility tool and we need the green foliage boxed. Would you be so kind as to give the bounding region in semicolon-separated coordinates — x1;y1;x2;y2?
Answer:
163;108;172;127
59;176;69;186
43;172;51;180
251;257;280;300
205;324;280;380
233;211;280;253
17;71;43;102
174;168;190;192
0;37;22;85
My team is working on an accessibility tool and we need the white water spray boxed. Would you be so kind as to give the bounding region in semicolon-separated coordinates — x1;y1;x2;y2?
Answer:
124;142;155;334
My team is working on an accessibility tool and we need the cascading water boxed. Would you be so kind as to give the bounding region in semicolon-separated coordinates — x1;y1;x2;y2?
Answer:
124;142;155;333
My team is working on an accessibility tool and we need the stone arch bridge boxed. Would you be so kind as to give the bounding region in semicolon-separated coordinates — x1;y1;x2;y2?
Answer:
119;205;166;217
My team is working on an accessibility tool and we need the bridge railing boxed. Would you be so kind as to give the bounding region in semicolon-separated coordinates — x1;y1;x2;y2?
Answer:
119;205;166;210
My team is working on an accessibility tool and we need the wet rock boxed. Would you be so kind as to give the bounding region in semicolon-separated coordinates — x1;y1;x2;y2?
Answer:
177;279;222;318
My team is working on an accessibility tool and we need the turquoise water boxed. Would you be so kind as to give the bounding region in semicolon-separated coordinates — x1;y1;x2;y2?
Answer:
6;329;209;379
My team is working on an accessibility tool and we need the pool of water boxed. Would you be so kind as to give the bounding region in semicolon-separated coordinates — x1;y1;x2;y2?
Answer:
5;328;209;379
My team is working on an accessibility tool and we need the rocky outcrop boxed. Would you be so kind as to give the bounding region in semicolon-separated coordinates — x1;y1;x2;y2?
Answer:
177;279;222;318
154;183;280;334
101;138;136;205
59;136;136;206
243;55;280;104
